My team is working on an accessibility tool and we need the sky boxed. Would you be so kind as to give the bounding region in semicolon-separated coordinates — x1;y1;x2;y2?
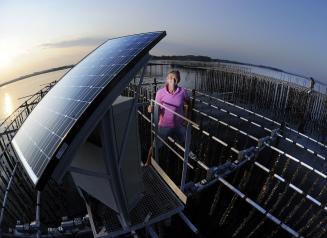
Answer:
0;0;327;84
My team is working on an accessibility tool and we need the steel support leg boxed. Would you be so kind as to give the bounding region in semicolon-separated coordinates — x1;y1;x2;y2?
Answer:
100;110;131;228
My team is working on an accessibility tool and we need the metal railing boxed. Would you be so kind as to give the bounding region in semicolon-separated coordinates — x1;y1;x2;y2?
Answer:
131;79;327;238
150;99;199;191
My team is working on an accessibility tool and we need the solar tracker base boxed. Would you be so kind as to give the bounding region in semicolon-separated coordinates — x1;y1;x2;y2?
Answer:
83;166;184;237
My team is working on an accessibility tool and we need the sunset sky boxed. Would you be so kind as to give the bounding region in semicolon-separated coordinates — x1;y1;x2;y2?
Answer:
1;0;327;84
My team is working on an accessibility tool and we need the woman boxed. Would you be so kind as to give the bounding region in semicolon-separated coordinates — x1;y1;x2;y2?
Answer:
146;70;190;165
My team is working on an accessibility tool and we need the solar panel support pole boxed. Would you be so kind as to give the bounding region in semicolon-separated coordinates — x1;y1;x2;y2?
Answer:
100;109;131;228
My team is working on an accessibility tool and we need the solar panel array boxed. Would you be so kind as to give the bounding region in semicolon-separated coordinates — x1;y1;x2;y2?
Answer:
12;31;166;188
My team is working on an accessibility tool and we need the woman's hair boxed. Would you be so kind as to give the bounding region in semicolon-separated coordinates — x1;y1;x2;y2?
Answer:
168;70;181;83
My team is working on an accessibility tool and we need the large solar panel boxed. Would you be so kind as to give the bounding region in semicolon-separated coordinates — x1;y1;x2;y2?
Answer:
12;31;166;189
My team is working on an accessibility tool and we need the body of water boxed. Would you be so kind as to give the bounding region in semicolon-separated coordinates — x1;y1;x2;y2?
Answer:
0;70;68;122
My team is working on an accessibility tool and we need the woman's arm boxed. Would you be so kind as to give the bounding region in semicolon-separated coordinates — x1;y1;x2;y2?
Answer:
148;89;163;113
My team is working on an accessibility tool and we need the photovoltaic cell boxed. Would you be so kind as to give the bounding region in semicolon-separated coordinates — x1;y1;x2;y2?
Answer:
12;31;166;188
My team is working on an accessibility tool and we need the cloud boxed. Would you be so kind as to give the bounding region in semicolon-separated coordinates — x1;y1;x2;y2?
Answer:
39;37;108;49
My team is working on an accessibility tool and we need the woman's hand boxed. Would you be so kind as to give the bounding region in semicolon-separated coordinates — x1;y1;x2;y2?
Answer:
147;105;153;113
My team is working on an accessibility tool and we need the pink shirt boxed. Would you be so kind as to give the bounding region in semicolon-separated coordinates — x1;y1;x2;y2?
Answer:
155;86;189;128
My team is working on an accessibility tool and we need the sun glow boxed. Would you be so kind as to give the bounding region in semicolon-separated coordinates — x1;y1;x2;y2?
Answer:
4;93;14;117
0;40;26;69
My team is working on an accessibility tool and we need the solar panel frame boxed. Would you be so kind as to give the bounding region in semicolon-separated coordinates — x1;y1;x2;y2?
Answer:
12;31;166;189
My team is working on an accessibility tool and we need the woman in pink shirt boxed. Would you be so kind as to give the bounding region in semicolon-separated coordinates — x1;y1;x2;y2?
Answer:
146;70;190;165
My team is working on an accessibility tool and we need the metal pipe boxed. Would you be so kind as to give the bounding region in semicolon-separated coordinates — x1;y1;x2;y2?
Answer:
35;191;41;238
178;212;199;234
153;101;159;163
180;123;192;191
146;225;159;238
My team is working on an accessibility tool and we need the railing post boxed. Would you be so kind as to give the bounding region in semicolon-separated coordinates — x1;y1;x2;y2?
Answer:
153;77;157;95
181;123;192;191
191;89;196;120
153;101;160;163
25;101;30;114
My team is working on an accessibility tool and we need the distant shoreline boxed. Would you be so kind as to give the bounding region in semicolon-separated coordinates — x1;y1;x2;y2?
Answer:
152;55;314;81
0;65;73;88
